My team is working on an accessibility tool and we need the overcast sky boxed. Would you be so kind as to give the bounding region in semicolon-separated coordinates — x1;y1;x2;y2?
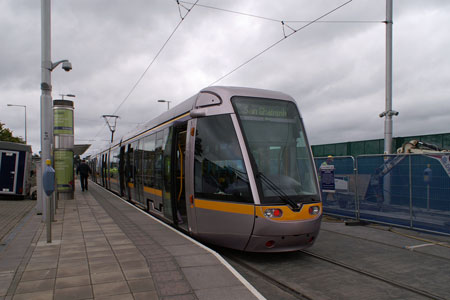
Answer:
1;0;449;155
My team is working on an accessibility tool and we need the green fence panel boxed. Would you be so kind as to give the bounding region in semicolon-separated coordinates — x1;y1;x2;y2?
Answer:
364;140;382;154
312;132;450;155
443;134;450;149
323;144;336;156
335;143;348;156
420;134;443;148
350;141;365;157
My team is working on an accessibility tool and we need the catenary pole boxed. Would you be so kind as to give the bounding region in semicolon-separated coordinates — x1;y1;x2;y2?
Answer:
383;0;394;154
41;0;53;242
24;106;27;144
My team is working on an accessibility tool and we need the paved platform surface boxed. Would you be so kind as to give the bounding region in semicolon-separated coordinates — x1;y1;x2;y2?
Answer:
0;182;263;300
0;200;36;243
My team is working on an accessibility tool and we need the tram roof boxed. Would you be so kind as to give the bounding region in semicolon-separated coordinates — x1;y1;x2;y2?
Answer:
203;86;294;102
104;86;296;151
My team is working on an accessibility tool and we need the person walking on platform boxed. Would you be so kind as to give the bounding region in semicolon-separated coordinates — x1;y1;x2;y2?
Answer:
76;160;92;191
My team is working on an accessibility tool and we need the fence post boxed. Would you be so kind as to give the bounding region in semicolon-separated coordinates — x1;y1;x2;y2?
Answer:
409;155;413;228
354;156;360;221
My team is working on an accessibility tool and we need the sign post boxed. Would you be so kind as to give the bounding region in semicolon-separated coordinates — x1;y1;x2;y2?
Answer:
423;164;432;210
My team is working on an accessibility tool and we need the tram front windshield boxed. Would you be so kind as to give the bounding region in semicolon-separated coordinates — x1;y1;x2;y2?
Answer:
232;97;319;205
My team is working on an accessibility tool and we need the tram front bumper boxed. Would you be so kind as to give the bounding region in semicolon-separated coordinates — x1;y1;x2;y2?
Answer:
246;209;323;252
245;231;319;252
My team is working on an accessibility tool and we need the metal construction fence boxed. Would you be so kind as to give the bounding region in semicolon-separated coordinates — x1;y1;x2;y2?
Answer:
314;154;450;235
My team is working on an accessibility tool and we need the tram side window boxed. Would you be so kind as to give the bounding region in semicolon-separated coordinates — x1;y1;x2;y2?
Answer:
142;134;156;188
131;141;140;180
125;144;134;185
134;141;143;181
96;157;101;179
154;130;165;190
163;128;173;198
194;115;252;203
110;148;120;180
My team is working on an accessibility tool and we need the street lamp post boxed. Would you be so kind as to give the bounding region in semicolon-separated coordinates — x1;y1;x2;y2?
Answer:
59;93;76;100
157;99;171;111
6;104;27;144
41;0;73;243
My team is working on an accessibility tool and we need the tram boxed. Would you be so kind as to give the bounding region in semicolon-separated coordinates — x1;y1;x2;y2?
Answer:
90;86;322;252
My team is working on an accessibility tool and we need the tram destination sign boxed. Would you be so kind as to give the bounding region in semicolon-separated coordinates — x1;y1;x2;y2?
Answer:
236;102;288;118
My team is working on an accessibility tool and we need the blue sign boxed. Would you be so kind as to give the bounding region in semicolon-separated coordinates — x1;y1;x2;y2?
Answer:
320;165;335;192
423;167;432;184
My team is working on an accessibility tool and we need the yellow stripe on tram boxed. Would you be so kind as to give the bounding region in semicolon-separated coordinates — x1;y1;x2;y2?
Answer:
125;183;162;197
143;186;162;197
194;199;254;215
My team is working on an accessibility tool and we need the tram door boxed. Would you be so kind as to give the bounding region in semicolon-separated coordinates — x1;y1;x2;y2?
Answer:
0;151;18;193
105;153;109;189
124;144;133;201
172;123;188;230
133;141;144;205
101;154;106;187
119;146;125;196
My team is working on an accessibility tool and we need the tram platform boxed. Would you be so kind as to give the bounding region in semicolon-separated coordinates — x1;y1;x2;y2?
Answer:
0;181;263;300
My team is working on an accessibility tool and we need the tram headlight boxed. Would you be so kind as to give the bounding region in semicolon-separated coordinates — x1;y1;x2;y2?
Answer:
309;206;320;215
263;208;283;218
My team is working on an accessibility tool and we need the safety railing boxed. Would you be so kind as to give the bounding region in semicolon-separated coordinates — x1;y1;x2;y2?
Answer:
315;153;450;235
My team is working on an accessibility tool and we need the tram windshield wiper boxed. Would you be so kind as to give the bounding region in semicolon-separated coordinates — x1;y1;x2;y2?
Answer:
257;172;300;212
225;166;250;183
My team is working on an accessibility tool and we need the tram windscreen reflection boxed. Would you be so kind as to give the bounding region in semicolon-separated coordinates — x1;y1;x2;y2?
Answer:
194;114;252;203
232;97;319;204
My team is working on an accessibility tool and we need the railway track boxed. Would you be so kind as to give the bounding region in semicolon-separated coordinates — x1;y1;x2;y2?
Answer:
300;249;445;300
221;250;313;300
220;248;446;300
320;220;450;261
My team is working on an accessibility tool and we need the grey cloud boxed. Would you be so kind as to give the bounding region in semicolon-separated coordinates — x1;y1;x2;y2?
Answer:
1;0;449;154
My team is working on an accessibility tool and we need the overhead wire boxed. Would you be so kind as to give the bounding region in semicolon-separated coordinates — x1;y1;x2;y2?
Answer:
178;0;383;24
76;116;140;125
111;0;199;116
90;0;199;145
179;1;280;22
208;0;354;86
88;0;367;150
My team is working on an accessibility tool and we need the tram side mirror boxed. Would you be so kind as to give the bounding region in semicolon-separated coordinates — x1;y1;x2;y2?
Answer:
190;108;206;118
